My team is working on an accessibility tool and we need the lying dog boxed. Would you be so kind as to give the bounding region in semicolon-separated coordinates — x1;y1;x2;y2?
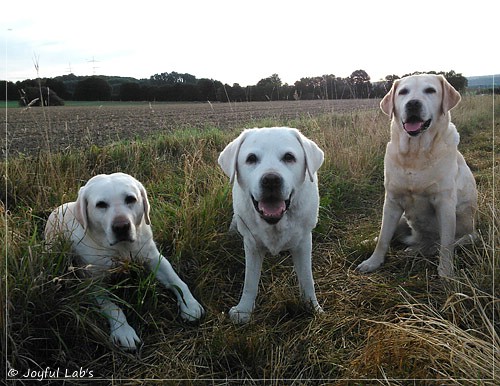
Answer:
218;127;324;323
356;74;477;277
45;172;204;350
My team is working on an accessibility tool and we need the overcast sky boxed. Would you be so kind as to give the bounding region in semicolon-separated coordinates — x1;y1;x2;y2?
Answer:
1;0;498;86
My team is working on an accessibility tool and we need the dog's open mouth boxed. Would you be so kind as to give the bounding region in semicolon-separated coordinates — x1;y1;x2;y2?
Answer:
252;195;291;224
402;118;432;136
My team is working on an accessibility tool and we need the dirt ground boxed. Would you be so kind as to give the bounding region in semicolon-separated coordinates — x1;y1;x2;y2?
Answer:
2;99;379;156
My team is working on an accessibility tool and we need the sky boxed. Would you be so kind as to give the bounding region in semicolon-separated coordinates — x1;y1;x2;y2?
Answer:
1;0;498;86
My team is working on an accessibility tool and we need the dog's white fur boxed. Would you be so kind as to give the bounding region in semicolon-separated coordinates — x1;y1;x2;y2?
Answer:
356;74;477;277
218;127;324;323
45;172;204;350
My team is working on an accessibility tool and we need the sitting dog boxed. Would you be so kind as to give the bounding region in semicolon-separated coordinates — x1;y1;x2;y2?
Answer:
45;172;204;350
356;74;477;277
218;127;324;323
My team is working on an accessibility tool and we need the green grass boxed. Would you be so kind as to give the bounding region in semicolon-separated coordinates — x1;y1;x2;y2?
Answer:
2;95;499;383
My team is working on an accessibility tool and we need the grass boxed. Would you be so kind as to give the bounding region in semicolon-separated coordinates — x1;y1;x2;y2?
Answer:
2;95;499;384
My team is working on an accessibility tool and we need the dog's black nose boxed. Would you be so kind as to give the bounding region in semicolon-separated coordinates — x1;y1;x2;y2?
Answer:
112;220;131;238
406;99;422;115
261;173;283;189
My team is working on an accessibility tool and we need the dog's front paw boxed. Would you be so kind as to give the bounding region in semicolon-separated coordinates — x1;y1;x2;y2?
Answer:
437;261;455;279
110;323;141;351
356;255;383;273
313;303;324;314
180;298;205;322
229;306;252;324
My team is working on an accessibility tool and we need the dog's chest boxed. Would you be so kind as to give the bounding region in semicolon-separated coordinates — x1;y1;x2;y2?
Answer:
238;216;304;256
387;166;435;195
73;242;135;277
259;225;303;256
385;150;457;197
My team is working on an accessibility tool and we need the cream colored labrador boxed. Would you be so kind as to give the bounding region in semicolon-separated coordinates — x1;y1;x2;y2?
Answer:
45;173;204;350
218;127;324;323
356;74;477;277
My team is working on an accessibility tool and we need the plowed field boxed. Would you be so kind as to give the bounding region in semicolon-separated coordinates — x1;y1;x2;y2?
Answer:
3;99;379;156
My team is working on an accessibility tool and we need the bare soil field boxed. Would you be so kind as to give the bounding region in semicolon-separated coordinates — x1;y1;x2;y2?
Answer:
3;99;379;156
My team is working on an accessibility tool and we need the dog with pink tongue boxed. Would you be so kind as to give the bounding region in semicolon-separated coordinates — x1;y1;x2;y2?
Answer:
218;127;325;323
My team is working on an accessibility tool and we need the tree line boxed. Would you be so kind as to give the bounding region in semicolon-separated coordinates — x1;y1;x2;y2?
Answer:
2;70;470;106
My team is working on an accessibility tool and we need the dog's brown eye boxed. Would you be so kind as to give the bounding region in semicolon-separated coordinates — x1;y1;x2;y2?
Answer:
424;87;436;94
125;195;137;205
246;153;258;164
283;152;296;163
96;201;109;209
398;88;409;95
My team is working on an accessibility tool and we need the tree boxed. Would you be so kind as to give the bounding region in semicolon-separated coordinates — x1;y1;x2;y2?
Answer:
384;75;399;90
442;70;467;92
256;74;282;100
230;83;246;102
349;70;372;99
0;81;18;101
216;84;231;102
294;77;322;100
119;82;142;101
53;73;79;99
371;74;400;98
320;75;337;100
74;76;112;101
45;78;70;99
400;70;467;92
19;86;64;106
197;78;217;101
176;83;200;101
150;72;197;85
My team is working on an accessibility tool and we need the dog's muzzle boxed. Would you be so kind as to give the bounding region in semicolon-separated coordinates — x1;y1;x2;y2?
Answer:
252;172;291;224
111;219;134;245
403;99;431;136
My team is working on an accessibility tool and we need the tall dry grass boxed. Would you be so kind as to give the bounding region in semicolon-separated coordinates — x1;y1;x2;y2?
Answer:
2;95;498;383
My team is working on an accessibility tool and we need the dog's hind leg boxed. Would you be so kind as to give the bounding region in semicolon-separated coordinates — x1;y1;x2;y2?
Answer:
393;215;413;243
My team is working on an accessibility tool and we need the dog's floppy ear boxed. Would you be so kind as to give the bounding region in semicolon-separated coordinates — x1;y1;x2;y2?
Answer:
74;185;89;230
439;75;461;114
137;180;151;225
380;79;400;117
294;129;324;182
218;129;252;184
